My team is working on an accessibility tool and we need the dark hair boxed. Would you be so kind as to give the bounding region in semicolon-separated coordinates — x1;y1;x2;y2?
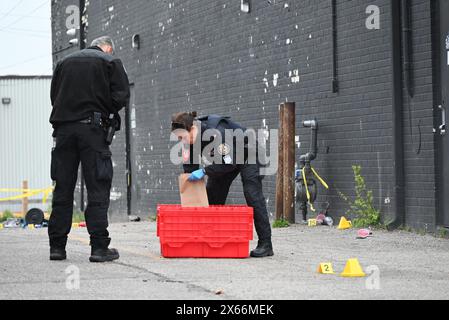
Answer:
171;111;198;131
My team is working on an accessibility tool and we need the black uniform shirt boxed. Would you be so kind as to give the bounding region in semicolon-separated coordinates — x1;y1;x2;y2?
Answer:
50;46;130;127
183;115;252;177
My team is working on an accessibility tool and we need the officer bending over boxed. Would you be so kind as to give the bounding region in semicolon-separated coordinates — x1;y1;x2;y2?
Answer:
49;36;130;262
171;112;274;257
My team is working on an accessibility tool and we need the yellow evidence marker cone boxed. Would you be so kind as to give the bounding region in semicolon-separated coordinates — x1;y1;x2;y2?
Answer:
308;219;317;227
340;258;366;277
28;224;35;230
72;223;79;228
317;263;335;274
337;217;352;230
0;224;4;230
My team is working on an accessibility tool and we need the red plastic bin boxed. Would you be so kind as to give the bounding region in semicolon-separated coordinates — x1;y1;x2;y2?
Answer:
157;205;254;258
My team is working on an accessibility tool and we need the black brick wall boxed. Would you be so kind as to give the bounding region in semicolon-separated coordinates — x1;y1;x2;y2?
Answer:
51;0;440;231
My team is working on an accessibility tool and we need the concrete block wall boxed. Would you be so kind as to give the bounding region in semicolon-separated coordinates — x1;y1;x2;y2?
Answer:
51;0;438;230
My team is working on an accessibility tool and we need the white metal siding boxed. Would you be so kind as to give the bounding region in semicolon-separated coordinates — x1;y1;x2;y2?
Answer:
0;77;53;212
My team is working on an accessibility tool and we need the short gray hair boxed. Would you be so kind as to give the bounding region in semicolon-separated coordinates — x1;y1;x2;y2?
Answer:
91;36;115;53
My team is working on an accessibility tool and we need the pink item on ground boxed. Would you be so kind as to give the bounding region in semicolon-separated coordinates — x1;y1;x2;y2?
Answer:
316;214;326;224
356;229;373;239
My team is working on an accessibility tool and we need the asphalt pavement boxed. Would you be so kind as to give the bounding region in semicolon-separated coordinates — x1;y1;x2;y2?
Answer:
1;221;448;300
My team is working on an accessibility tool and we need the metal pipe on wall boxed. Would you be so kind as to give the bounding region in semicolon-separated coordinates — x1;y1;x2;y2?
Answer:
331;0;339;93
401;0;414;97
387;0;406;231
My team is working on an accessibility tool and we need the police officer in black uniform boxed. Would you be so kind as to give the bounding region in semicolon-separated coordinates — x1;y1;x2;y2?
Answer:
49;36;130;262
171;112;274;257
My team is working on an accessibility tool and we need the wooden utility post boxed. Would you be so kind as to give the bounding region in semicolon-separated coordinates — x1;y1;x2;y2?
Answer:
275;103;296;223
22;180;28;216
275;106;285;220
283;103;296;223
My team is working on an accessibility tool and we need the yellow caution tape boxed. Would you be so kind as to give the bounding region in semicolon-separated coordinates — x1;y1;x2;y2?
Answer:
302;168;315;212
0;187;54;204
0;188;54;193
301;167;330;212
311;167;329;189
0;190;43;202
41;188;53;205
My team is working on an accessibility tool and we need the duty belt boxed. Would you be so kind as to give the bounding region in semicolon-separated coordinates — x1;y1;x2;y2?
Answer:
79;118;93;124
79;114;106;127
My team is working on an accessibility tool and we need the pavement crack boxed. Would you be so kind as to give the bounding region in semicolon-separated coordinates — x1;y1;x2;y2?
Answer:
111;261;233;299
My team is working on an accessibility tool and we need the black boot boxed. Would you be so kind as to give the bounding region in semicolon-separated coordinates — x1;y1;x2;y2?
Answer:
250;239;274;258
89;247;120;263
50;248;67;261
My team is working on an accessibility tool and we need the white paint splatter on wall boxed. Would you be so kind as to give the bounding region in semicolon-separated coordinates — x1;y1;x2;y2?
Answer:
263;77;269;88
273;74;279;87
290;69;300;83
110;191;122;201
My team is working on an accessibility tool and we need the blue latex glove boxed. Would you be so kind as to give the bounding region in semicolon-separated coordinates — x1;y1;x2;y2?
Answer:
295;169;302;179
188;169;206;181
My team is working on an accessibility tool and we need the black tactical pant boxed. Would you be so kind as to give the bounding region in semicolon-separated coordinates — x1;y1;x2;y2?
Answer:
206;164;272;241
49;123;113;250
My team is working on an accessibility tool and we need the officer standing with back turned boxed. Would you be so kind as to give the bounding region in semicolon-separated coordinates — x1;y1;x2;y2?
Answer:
49;36;130;262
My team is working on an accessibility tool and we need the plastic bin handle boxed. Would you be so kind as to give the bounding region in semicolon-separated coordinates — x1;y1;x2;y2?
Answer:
167;243;184;248
207;238;248;248
208;243;226;248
